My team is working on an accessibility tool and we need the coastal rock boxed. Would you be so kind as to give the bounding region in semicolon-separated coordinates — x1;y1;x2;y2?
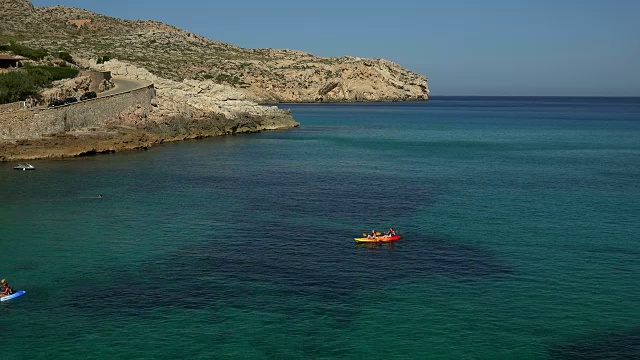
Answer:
1;1;429;104
242;56;429;103
40;75;92;101
0;56;299;160
80;58;294;124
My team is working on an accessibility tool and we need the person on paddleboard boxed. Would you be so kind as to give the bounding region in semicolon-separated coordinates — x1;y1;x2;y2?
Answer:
1;279;14;296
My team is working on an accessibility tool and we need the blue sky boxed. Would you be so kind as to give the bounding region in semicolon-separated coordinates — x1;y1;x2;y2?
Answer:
32;0;640;96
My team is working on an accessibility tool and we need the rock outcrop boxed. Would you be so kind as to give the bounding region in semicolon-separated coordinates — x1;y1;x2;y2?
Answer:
40;72;114;101
75;58;295;126
0;110;298;162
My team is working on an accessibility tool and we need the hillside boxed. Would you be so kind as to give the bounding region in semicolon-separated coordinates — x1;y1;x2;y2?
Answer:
0;0;429;103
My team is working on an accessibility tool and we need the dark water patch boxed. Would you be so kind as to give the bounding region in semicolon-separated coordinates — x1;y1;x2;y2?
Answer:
548;327;640;360
64;227;512;326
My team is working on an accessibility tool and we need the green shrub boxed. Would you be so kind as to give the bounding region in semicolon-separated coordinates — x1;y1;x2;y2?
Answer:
6;41;49;60
58;51;75;64
0;33;14;48
28;66;78;81
0;66;78;104
0;71;42;103
215;73;247;86
97;55;111;64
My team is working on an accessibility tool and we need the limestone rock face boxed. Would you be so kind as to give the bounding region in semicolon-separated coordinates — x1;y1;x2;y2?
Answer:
78;58;295;125
244;56;429;103
40;74;96;101
97;78;115;92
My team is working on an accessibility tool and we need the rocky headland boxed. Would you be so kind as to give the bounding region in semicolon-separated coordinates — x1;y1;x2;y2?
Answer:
0;0;429;161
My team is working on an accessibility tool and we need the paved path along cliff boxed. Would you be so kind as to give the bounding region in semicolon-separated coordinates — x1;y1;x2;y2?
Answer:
99;77;147;97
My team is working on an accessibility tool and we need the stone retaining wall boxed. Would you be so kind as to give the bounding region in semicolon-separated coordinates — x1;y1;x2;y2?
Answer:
0;82;154;140
0;101;26;114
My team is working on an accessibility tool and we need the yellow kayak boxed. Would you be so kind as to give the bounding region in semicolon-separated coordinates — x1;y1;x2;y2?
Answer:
354;235;401;243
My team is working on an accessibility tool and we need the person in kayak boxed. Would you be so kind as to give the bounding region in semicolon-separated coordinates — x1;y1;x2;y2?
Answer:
385;228;396;236
367;230;378;240
1;279;14;296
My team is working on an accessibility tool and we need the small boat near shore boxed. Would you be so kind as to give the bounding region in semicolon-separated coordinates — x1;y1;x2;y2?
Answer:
13;163;35;171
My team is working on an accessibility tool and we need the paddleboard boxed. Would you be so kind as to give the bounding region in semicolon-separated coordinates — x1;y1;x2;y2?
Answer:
1;290;25;302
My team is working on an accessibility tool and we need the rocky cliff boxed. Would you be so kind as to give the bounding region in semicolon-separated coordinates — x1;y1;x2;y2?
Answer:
0;0;429;103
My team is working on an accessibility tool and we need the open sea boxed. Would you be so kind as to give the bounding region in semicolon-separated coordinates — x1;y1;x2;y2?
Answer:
1;97;639;359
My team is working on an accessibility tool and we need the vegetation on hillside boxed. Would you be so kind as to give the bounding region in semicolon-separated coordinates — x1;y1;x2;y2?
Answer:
96;55;111;64
0;41;75;64
0;40;49;60
58;51;75;64
0;66;78;104
0;41;78;104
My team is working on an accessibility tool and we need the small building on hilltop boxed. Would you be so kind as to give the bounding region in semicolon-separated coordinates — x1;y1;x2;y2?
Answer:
0;54;21;69
66;19;91;29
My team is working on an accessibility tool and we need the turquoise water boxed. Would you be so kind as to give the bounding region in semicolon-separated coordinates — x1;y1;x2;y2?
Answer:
1;97;639;359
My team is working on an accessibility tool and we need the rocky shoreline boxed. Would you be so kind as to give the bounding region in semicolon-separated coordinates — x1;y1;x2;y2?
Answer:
0;58;300;162
0;111;299;162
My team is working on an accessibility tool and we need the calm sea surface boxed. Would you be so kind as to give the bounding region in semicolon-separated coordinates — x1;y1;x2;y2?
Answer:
1;97;639;359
